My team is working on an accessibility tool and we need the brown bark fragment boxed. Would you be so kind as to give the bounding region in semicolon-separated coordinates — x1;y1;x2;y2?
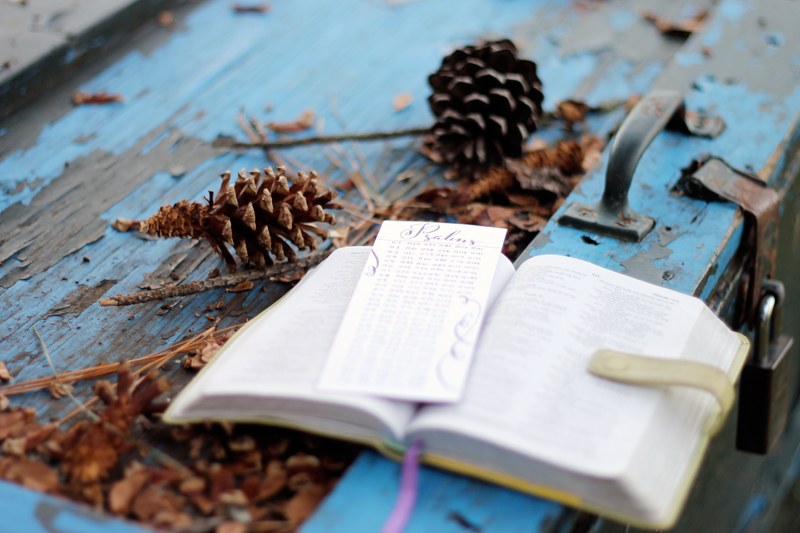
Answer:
109;469;152;516
284;484;329;525
0;410;27;440
216;521;248;533
226;281;253;293
0;457;59;493
268;109;315;133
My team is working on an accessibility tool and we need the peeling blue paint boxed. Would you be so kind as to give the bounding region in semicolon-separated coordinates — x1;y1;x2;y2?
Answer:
701;17;724;47
584;60;664;106
609;8;637;31
676;52;708;66
0;0;601;212
718;0;756;22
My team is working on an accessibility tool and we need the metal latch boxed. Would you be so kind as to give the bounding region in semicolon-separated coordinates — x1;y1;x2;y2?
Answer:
736;281;794;454
557;89;725;242
681;158;794;454
682;158;779;328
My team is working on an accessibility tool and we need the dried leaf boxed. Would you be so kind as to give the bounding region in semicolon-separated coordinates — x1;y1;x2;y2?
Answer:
0;361;11;381
111;217;141;232
446;167;515;207
393;92;413;112
179;476;207;495
0;394;8;411
233;3;270;12
641;9;708;36
227;281;254;293
555;100;591;126
506;193;541;209
218;488;249;506
521;141;584;176
483;206;515;228
2;437;25;456
507;213;548;232
49;381;74;399
268;109;315;133
72;92;125;105
252;460;287;503
217;522;248;533
7;423;56;454
0;456;59;493
286;453;321;473
228;435;257;453
249;520;290;532
109;469;151;516
131;486;179;522
270;270;305;283
210;466;236;501
0;410;27;440
508;162;573;198
284;484;329;524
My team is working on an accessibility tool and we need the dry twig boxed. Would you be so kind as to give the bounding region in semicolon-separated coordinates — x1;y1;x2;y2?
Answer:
99;251;331;306
213;127;430;150
0;327;236;397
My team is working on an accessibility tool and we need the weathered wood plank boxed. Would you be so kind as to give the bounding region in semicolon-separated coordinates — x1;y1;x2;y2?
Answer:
301;451;572;533
0;0;180;119
0;0;729;530
0;479;145;533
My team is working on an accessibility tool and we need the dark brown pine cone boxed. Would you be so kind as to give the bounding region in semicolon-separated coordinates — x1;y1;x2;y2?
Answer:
141;167;339;272
427;39;544;177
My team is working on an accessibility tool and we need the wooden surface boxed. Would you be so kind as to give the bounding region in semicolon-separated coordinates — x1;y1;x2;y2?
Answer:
1;0;799;531
0;0;179;119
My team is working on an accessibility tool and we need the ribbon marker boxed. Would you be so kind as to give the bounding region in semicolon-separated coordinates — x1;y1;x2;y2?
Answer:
381;440;423;533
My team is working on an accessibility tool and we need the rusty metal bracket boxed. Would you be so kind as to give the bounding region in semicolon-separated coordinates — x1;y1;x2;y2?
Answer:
683;158;780;328
558;89;725;242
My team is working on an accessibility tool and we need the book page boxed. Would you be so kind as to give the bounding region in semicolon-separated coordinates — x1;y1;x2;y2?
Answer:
407;254;706;477
318;221;507;402
188;247;417;440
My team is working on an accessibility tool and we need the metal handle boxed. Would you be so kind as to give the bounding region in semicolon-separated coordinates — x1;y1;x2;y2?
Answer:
558;89;725;242
602;90;684;215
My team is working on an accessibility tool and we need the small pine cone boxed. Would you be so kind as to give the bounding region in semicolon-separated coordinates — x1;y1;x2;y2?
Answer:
141;167;340;272
426;39;544;177
450;167;516;206
521;140;584;175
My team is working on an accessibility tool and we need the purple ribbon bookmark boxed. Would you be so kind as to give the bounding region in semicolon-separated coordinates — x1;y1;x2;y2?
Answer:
381;440;423;533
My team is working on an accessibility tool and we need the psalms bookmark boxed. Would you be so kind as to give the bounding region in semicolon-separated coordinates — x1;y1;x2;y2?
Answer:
318;221;506;402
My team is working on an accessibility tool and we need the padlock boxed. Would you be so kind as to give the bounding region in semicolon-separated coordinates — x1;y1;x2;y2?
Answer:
736;280;795;454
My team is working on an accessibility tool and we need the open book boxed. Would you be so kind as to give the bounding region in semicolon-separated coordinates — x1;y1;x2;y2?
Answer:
164;247;749;529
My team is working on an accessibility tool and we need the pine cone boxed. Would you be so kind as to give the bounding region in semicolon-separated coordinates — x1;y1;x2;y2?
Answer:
521;140;584;175
427;39;544;176
141;167;339;272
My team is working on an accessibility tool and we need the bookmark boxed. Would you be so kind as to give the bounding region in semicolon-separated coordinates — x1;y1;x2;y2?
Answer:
588;350;737;435
381;440;423;533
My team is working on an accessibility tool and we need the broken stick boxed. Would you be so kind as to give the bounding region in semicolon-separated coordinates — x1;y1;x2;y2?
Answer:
212;127;431;150
99;251;332;307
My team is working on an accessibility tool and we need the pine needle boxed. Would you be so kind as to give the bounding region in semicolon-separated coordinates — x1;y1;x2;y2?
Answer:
33;325;191;475
34;326;101;423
